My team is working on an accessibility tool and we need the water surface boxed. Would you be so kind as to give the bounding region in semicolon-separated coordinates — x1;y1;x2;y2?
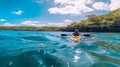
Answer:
0;30;120;67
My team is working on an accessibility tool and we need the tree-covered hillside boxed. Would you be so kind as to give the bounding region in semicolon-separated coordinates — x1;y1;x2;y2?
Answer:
67;9;120;28
0;26;62;31
59;9;120;32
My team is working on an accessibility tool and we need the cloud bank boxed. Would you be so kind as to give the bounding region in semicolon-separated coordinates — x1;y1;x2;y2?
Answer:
21;20;71;27
48;0;120;15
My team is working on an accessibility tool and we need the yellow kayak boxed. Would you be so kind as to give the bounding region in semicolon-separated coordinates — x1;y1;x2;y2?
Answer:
70;35;82;42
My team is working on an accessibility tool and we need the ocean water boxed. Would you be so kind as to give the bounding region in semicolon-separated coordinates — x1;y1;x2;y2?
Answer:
0;30;120;67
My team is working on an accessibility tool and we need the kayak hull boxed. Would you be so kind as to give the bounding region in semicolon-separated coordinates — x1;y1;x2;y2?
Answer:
70;35;81;42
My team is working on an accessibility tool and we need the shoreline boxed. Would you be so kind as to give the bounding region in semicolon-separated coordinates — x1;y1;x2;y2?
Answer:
0;25;120;32
0;30;120;33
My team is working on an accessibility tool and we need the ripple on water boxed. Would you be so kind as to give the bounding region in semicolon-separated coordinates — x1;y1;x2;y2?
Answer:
0;31;120;67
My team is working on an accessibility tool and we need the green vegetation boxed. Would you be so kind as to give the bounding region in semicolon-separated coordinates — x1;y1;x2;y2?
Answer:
0;26;63;31
0;9;120;31
67;9;120;28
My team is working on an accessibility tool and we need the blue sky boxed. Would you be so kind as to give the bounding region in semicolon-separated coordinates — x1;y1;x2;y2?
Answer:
0;0;120;26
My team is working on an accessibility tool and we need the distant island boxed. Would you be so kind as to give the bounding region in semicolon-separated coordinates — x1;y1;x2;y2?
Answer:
0;9;120;32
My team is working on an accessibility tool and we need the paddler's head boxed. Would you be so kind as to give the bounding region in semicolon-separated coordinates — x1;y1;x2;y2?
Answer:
75;28;79;33
73;28;79;36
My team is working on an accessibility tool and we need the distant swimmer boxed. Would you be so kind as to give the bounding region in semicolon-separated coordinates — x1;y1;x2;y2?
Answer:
71;29;81;43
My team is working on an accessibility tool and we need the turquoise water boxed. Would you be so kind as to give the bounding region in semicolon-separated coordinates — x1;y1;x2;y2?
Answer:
0;31;120;67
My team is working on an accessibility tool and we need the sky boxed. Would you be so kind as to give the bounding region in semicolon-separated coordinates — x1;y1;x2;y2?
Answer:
0;0;120;27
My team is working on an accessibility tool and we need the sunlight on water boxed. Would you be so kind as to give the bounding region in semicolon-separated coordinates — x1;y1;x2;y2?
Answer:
0;31;120;67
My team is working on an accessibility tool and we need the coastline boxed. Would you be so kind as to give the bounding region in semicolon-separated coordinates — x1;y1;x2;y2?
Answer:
60;25;120;32
0;25;120;33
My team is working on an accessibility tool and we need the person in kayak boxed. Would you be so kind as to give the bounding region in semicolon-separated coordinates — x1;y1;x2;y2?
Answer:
71;29;81;42
72;29;80;36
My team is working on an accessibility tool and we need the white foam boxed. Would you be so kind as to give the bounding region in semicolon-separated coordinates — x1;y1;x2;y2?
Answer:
73;55;80;63
9;61;13;66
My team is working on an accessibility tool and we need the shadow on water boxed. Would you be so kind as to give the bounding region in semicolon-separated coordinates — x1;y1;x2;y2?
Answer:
0;48;78;67
19;36;50;41
0;36;5;40
90;62;118;67
83;49;120;67
93;41;120;53
72;40;120;67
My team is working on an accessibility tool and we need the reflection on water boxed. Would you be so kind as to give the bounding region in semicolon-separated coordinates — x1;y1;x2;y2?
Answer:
0;31;120;67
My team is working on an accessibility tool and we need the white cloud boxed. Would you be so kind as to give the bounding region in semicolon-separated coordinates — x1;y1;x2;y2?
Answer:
64;19;72;23
35;0;43;3
12;10;23;15
109;0;120;11
48;6;82;15
4;23;16;26
21;20;50;27
0;19;7;22
46;22;70;26
47;23;63;26
48;0;120;15
21;20;70;27
92;2;109;10
54;0;93;5
34;0;50;3
48;0;94;15
21;20;41;26
92;0;120;11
